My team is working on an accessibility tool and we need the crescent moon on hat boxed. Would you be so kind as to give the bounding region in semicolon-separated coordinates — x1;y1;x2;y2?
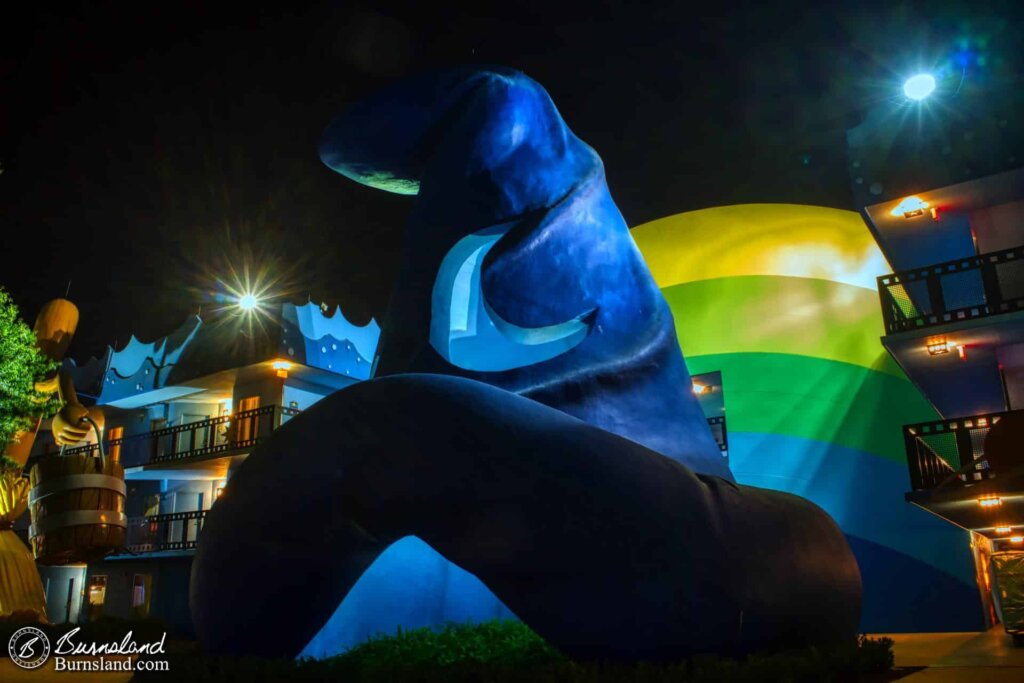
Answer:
430;222;594;372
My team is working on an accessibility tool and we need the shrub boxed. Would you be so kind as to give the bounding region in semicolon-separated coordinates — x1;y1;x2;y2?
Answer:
131;621;896;683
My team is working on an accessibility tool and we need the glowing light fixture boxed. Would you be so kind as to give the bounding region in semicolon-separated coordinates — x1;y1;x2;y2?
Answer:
238;293;259;311
1011;536;1024;544
891;196;930;218
693;382;708;394
978;496;1003;508
995;526;1012;534
926;337;952;355
903;73;936;101
272;359;293;378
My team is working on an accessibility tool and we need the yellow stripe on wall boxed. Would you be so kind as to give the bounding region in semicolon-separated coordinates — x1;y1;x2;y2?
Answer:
662;276;902;377
632;204;891;291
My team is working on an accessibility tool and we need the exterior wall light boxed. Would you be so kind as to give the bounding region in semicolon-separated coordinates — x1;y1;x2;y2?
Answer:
903;73;936;101
978;496;1003;507
891;196;930;218
272;359;293;378
238;293;259;311
926;337;952;355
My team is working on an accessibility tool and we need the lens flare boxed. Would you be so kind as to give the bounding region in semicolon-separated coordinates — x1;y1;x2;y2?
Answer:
903;73;936;101
238;293;259;311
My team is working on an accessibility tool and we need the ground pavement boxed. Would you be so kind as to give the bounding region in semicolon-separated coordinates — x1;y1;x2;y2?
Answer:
874;626;1024;682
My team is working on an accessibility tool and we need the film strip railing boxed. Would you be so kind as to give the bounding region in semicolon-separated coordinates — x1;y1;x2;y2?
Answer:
124;509;208;553
707;416;728;453
877;245;1024;334
904;411;1014;491
62;405;298;466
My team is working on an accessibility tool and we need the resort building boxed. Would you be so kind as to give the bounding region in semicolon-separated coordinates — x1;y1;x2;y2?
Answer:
867;167;1024;628
23;301;381;632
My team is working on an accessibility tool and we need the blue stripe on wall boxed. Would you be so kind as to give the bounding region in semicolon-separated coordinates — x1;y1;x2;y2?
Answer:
846;534;984;632
728;431;982;631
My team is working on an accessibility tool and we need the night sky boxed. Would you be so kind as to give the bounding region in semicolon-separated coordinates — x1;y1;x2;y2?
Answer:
4;1;1023;360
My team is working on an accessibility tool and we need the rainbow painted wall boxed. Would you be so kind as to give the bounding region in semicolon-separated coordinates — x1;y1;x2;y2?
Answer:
632;204;984;632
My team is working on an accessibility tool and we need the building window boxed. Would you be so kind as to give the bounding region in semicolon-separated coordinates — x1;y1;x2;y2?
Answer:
236;396;260;443
106;426;123;461
86;575;107;621
143;494;160;517
131;574;152;619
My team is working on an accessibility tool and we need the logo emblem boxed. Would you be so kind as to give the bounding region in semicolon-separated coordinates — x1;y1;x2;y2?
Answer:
8;626;51;670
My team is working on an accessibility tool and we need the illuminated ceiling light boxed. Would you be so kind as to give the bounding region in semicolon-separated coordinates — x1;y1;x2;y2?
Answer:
978;496;1003;508
891;196;930;218
238;293;259;311
903;73;936;101
995;526;1012;534
927;337;952;355
693;382;708;394
272;359;293;378
1012;536;1024;544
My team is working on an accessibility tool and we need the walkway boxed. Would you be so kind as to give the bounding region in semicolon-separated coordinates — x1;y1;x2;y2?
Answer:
874;627;1024;681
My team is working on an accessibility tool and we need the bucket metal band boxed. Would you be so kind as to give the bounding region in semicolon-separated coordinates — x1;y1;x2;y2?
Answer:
29;474;127;505
29;510;128;538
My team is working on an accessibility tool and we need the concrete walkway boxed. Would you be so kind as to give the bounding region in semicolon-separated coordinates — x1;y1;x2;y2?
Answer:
872;627;1024;681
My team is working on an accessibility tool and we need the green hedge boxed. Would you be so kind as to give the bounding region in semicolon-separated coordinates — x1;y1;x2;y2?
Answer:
129;620;895;682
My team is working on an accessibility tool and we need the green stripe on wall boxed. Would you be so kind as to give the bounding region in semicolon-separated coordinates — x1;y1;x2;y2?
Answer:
662;275;904;377
686;353;939;462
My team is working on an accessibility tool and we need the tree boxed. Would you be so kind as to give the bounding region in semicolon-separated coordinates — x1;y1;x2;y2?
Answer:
0;287;59;452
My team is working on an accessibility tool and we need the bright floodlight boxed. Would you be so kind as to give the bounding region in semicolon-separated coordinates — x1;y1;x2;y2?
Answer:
238;293;258;311
903;73;936;101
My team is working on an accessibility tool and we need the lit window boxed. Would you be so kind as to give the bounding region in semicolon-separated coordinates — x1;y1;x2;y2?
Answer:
106;426;123;462
87;575;107;622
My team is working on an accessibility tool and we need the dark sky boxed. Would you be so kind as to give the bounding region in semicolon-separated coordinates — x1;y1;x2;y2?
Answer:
4;1;1022;360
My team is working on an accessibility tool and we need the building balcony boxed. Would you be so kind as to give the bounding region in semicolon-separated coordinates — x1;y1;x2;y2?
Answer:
903;409;1024;548
875;245;1024;418
707;416;728;454
60;405;301;472
878;244;1024;335
122;509;208;554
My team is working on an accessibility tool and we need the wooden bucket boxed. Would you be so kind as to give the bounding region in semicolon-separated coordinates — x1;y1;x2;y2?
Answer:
28;455;126;565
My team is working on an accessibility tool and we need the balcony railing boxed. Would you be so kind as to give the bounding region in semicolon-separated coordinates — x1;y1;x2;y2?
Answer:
877;245;1024;334
904;410;1018;491
62;405;301;467
124;510;207;553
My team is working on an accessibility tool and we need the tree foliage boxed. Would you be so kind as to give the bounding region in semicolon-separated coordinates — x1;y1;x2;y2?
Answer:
0;287;59;451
